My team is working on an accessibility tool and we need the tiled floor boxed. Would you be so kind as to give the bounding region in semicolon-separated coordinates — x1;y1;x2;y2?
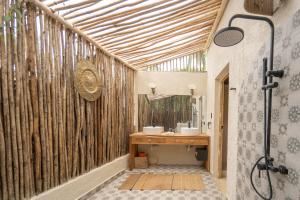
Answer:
214;177;227;196
85;165;227;200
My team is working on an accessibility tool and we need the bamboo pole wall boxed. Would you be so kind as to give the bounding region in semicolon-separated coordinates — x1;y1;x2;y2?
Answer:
0;2;135;200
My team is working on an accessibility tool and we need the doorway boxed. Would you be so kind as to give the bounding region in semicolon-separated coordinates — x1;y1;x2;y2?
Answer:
221;78;229;176
214;65;229;195
215;65;229;179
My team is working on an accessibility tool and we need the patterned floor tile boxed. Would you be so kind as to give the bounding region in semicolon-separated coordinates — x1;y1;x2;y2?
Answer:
85;165;227;200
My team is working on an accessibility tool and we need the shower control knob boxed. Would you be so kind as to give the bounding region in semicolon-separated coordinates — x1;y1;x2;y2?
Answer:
268;157;274;162
257;162;267;170
278;165;288;174
262;82;279;90
268;82;279;88
266;70;284;78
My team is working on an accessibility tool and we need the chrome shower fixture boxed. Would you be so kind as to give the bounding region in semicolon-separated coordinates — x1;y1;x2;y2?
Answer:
214;14;288;200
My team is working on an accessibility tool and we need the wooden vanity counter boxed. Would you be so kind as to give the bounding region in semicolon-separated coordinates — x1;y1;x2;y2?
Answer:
129;132;210;171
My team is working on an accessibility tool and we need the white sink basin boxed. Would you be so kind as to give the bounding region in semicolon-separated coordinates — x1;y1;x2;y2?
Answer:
143;126;164;135
180;127;200;135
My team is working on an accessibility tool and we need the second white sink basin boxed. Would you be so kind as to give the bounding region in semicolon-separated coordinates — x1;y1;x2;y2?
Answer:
143;126;164;135
180;127;200;135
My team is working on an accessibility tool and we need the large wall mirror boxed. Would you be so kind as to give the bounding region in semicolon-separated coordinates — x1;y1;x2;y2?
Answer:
138;94;206;133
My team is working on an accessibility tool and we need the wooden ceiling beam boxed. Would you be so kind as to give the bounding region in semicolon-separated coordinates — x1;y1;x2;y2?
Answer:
134;48;203;67
65;0;143;20
107;21;213;54
106;28;210;57
118;34;208;59
205;0;229;49
74;0;175;26
84;0;220;33
128;42;204;63
76;0;190;28
118;38;207;61
61;2;100;17
46;0;70;7
135;49;202;68
132;47;203;67
30;0;227;68
114;32;209;58
99;14;216;48
53;0;98;11
130;46;203;65
89;2;220;40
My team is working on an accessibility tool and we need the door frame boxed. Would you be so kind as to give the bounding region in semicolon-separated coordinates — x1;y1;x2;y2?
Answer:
215;64;229;178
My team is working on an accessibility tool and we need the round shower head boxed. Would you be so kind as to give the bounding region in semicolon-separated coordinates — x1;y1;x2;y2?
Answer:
213;26;244;47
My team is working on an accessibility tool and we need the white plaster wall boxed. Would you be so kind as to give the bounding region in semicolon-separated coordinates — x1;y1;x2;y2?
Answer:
206;1;300;199
135;71;207;96
31;155;129;200
134;71;207;165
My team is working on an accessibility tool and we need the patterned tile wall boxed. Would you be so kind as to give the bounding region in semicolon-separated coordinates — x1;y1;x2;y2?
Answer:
236;9;300;200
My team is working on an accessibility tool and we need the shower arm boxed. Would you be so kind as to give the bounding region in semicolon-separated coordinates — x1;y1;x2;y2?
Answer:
228;14;274;70
228;14;274;157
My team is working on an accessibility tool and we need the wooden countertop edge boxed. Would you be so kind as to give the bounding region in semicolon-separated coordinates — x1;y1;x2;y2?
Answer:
130;132;210;138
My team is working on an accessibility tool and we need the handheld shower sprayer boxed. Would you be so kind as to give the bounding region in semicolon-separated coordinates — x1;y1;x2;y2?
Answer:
213;14;289;199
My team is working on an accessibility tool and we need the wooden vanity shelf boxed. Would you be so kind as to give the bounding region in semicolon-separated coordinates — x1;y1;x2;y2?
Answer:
129;133;210;171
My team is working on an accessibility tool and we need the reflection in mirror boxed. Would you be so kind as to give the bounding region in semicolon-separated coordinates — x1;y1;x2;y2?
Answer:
138;94;194;132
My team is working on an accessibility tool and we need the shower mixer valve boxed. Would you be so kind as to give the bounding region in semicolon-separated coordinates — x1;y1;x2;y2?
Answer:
257;157;288;178
261;69;284;90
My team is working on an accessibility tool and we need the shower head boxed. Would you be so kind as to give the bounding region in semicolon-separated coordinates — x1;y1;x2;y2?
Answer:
213;26;244;47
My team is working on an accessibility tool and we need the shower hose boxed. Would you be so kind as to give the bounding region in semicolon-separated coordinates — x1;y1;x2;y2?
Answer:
250;156;273;200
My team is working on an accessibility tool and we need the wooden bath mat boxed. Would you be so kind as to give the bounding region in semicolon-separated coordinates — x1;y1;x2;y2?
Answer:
119;173;205;191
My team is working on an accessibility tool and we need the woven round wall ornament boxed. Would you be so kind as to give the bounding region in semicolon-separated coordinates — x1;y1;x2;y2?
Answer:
74;60;101;101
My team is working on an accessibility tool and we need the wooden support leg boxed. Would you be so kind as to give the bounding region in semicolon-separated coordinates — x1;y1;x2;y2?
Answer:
129;139;137;170
205;139;211;172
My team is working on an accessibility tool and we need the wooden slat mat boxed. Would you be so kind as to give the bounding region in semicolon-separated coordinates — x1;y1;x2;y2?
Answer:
119;174;142;190
172;174;205;190
119;173;205;191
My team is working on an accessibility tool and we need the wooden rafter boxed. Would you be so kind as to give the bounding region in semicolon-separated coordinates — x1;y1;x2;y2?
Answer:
74;0;176;26
120;38;207;63
136;50;202;68
205;0;229;49
89;2;220;40
53;0;99;11
130;41;204;63
108;21;214;54
64;0;142;19
116;32;209;57
83;0;203;32
33;0;227;68
61;2;100;17
120;34;208;60
80;0;209;31
133;46;204;67
100;14;216;49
